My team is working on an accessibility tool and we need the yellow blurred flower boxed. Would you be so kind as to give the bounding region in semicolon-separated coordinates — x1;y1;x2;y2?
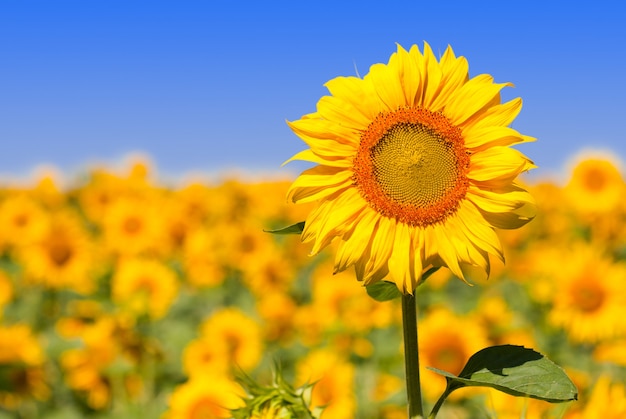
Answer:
55;299;104;338
548;243;626;343
0;324;49;408
418;306;490;401
165;375;244;419
200;308;263;371
296;349;355;419
182;227;225;288
215;219;276;268
565;154;625;214
564;374;626;419
286;42;535;293
182;337;230;379
473;295;537;348
17;210;97;293
240;245;296;296
111;257;179;320
255;291;297;342
0;271;13;313
371;372;403;402
0;194;49;251
483;387;568;419
60;316;142;409
593;338;626;367
102;196;165;257
309;260;395;333
0;324;45;368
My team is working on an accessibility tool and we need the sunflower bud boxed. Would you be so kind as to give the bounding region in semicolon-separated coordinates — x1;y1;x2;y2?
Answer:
230;366;321;419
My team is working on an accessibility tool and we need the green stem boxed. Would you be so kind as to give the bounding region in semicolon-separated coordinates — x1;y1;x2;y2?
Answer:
428;388;452;418
402;293;424;418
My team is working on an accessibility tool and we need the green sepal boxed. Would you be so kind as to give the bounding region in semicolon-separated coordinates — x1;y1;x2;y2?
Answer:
365;281;401;302
365;267;441;302
231;363;320;419
264;221;305;235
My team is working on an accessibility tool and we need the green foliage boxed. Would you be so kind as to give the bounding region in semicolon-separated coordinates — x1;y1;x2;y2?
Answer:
428;345;578;417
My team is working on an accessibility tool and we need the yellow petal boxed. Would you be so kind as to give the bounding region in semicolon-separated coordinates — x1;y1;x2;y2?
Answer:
307;188;366;255
445;74;512;127
420;42;444;110
426;225;465;280
366;62;406;111
464;126;533;150
361;216;395;283
428;46;469;112
469;146;536;182
467;185;535;214
334;208;378;273
324;76;381;121
288;117;360;147
282;149;352;168
287;166;353;204
387;222;413;294
464;97;523;131
317;95;371;130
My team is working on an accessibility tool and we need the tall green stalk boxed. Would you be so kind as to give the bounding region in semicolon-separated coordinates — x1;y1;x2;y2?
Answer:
402;293;424;418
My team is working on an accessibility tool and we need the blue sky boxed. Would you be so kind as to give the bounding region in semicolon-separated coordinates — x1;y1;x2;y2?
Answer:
1;1;624;182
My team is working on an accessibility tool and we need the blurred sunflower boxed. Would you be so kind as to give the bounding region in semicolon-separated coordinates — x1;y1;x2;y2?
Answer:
565;154;624;214
548;243;626;343
418;306;490;401
0;194;49;251
17;210;97;294
0;270;13;312
182;337;230;379
165;375;244;419
111;258;179;320
484;387;565;419
102;196;164;257
286;42;535;293
0;324;49;409
296;349;356;419
255;291;298;343
182;227;225;288
200;308;263;371
60;316;141;409
564;374;626;419
240;245;296;296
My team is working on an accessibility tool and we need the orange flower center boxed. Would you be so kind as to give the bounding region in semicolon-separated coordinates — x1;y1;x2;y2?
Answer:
571;279;605;313
582;167;607;192
48;239;74;267
353;107;470;226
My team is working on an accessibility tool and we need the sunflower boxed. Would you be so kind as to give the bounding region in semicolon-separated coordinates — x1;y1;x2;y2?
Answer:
0;194;49;251
165;375;244;419
565;153;624;215
111;257;179;320
548;243;626;343
296;349;356;419
199;308;263;371
564;374;626;419
418;306;490;401
17;210;97;294
0;324;50;409
286;43;535;293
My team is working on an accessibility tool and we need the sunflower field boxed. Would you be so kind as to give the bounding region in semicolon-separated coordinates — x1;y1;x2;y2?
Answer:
1;153;626;419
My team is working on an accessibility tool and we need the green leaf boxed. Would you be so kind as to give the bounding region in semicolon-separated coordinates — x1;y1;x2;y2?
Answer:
366;281;401;301
264;221;305;235
428;345;578;403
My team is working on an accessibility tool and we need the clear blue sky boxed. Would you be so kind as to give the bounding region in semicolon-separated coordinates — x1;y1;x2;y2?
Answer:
1;1;624;181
